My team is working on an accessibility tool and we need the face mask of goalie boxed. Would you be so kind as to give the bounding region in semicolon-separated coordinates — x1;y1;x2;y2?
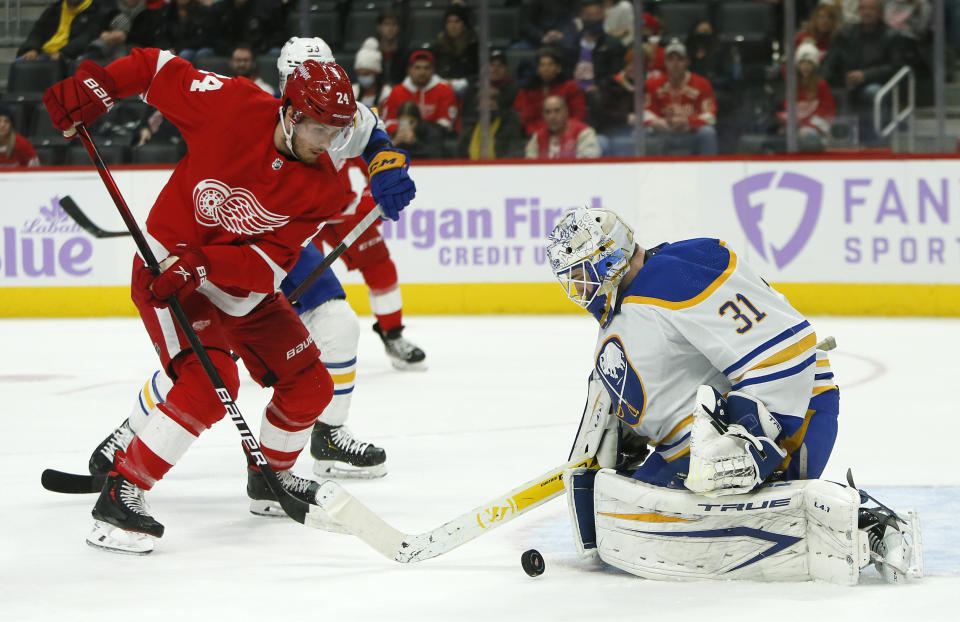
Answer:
558;262;601;307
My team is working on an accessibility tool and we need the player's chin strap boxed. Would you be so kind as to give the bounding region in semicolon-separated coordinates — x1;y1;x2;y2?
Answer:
279;105;299;160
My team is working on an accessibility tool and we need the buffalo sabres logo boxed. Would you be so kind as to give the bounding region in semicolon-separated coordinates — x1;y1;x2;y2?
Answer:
193;179;290;235
595;336;646;427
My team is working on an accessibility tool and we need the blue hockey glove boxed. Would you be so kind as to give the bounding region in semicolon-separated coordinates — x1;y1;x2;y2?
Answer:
367;148;416;220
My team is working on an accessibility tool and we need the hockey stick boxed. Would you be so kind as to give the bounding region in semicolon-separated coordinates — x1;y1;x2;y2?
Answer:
287;204;382;304
55;125;320;524
309;456;598;562
59;195;130;238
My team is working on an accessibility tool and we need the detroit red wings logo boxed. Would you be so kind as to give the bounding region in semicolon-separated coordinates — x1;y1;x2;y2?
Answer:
193;179;289;235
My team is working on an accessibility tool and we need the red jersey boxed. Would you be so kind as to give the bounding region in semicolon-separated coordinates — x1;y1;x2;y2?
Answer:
643;71;717;129
779;79;836;137
0;134;40;168
380;75;457;134
106;47;349;316
514;80;587;135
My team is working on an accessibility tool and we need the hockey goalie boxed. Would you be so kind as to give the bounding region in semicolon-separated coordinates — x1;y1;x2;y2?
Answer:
547;207;922;585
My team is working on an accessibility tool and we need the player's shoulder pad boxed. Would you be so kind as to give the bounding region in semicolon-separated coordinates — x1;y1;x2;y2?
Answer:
621;238;735;311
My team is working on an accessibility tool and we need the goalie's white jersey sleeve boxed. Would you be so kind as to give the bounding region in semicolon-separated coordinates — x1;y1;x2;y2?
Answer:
593;238;837;453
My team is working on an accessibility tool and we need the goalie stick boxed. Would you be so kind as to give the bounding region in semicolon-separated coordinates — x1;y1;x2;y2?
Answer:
310;456;599;562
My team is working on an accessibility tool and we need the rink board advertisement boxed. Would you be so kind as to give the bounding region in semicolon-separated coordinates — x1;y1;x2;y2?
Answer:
1;158;958;317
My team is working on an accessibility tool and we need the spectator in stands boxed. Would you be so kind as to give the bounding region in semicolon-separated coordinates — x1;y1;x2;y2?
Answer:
518;0;579;50
643;39;718;156
134;106;181;147
85;0;165;63
158;0;214;63
572;0;625;93
462;47;519;129
525;95;601;160
353;39;392;109
687;20;739;90
777;42;837;151
593;48;637;153
16;0;108;62
797;2;841;63
391;101;446;160
209;0;288;56
514;47;587;135
641;13;665;82
376;9;407;87
380;49;458;135
603;0;634;47
821;0;903;140
227;44;274;94
884;0;931;39
0;105;40;167
458;86;526;160
432;5;478;94
834;0;862;24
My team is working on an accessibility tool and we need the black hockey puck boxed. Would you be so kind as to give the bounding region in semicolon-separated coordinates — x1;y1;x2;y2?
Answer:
521;549;545;577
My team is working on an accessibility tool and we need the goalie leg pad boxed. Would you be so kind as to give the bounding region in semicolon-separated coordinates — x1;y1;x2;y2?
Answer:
592;470;864;585
565;467;600;559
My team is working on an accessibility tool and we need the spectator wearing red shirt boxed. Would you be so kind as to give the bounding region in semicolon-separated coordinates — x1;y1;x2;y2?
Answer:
514;47;587;135
0;105;40;168
643;39;717;155
380;49;458;135
777;42;837;152
525;95;600;160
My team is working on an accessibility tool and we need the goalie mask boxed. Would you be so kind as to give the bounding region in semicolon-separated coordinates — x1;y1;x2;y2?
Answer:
547;207;635;327
277;37;335;93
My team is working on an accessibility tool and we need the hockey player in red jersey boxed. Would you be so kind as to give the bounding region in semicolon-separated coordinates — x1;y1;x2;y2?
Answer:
43;48;415;553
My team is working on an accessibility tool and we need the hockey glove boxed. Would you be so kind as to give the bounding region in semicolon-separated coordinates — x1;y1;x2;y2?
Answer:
43;60;117;134
149;246;209;303
367;148;416;220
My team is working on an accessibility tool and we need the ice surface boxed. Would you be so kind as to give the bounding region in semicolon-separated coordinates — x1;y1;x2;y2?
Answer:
1;315;957;621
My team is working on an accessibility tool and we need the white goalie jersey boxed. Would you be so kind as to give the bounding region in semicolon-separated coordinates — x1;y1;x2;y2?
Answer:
592;238;837;461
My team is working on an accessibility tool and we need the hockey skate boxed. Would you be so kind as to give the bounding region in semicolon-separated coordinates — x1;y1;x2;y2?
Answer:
311;422;387;479
848;470;923;583
247;466;325;516
373;322;427;371
88;418;135;479
87;472;164;555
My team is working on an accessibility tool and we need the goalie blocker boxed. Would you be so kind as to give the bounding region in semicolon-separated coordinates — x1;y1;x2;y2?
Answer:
566;468;923;585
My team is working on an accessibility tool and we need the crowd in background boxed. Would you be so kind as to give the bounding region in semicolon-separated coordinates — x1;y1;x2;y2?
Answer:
0;0;952;166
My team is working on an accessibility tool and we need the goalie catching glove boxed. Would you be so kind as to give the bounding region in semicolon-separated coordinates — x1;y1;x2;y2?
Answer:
685;385;786;497
43;60;117;134
367;148;415;220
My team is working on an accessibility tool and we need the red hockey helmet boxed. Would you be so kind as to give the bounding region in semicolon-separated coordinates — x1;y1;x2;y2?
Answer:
282;59;356;127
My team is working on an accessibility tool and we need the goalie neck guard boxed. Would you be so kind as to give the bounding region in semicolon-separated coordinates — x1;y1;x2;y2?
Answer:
547;207;635;327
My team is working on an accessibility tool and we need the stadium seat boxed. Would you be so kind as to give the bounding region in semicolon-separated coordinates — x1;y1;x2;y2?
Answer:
7;60;63;96
343;10;380;51
286;12;340;43
487;7;521;47
407;9;446;47
131;143;182;164
196;56;231;77
28;105;65;142
33;144;65;166
716;1;777;44
65;142;128;165
658;2;710;42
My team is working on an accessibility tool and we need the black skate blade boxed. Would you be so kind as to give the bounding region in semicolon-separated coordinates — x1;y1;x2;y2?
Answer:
41;469;103;494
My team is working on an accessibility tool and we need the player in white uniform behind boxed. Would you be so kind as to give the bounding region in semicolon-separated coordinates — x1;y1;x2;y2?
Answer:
549;207;922;585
